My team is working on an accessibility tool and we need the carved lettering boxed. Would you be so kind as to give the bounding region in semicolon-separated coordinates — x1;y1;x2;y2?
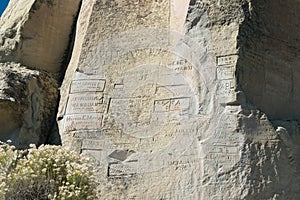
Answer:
82;139;105;150
216;66;235;80
154;98;190;112
66;93;105;114
63;113;103;132
217;80;235;97
70;79;106;93
217;54;238;66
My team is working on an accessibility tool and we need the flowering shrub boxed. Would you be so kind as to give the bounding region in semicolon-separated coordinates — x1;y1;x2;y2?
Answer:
0;143;98;200
0;142;19;199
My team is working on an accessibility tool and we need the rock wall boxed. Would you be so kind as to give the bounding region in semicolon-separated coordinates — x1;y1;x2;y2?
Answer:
0;0;81;147
236;0;300;198
57;0;300;199
237;0;300;120
0;0;81;77
0;63;58;148
0;0;299;199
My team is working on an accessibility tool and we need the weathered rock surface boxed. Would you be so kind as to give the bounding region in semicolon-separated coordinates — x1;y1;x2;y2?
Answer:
0;0;81;147
0;0;299;199
0;62;58;148
56;0;300;199
0;0;81;77
238;0;300;120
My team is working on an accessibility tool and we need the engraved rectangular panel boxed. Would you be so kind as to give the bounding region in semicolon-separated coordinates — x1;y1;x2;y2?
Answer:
154;97;190;112
216;66;235;80
63;113;103;132
217;54;238;66
108;162;137;177
209;145;239;154
108;98;130;112
82;139;105;150
72;130;101;140
81;140;104;161
217;80;236;102
70;79;106;93
66;93;104;114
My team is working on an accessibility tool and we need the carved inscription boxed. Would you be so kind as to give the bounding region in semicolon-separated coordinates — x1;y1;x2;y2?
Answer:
108;162;136;177
216;55;237;102
154;98;190;112
99;0;148;6
81;140;103;160
82;139;104;150
72;131;101;140
217;54;238;66
66;93;104;114
63;113;103;132
98;0;165;9
209;144;239;154
216;67;235;80
108;98;152;126
70;79;106;93
217;80;235;99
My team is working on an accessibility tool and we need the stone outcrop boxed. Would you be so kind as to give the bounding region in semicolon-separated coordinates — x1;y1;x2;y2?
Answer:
0;0;81;147
0;0;81;77
0;62;58;148
1;0;300;199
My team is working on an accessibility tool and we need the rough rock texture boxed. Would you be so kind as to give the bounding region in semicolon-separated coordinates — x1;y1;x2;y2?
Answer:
0;0;81;147
0;0;81;77
56;0;300;199
0;63;58;148
238;0;300;120
0;0;299;199
235;0;300;198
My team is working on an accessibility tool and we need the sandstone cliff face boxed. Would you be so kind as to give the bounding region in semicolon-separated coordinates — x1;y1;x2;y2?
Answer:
0;0;81;76
1;0;300;199
0;0;81;147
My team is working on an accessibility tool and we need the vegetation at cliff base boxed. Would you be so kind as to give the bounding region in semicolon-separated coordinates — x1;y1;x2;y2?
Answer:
0;142;98;200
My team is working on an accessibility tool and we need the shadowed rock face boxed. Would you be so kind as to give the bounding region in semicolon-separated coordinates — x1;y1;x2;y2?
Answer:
237;0;300;120
0;63;58;148
0;0;299;198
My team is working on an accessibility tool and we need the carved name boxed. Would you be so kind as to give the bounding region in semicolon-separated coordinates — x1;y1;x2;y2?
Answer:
70;79;106;93
216;66;235;80
63;113;103;132
217;54;238;66
66;93;104;114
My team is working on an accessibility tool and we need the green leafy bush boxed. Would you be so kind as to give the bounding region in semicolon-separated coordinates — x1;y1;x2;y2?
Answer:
0;142;98;200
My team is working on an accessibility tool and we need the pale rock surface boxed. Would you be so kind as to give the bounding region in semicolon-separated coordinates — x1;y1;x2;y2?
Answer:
0;0;299;199
58;0;300;199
